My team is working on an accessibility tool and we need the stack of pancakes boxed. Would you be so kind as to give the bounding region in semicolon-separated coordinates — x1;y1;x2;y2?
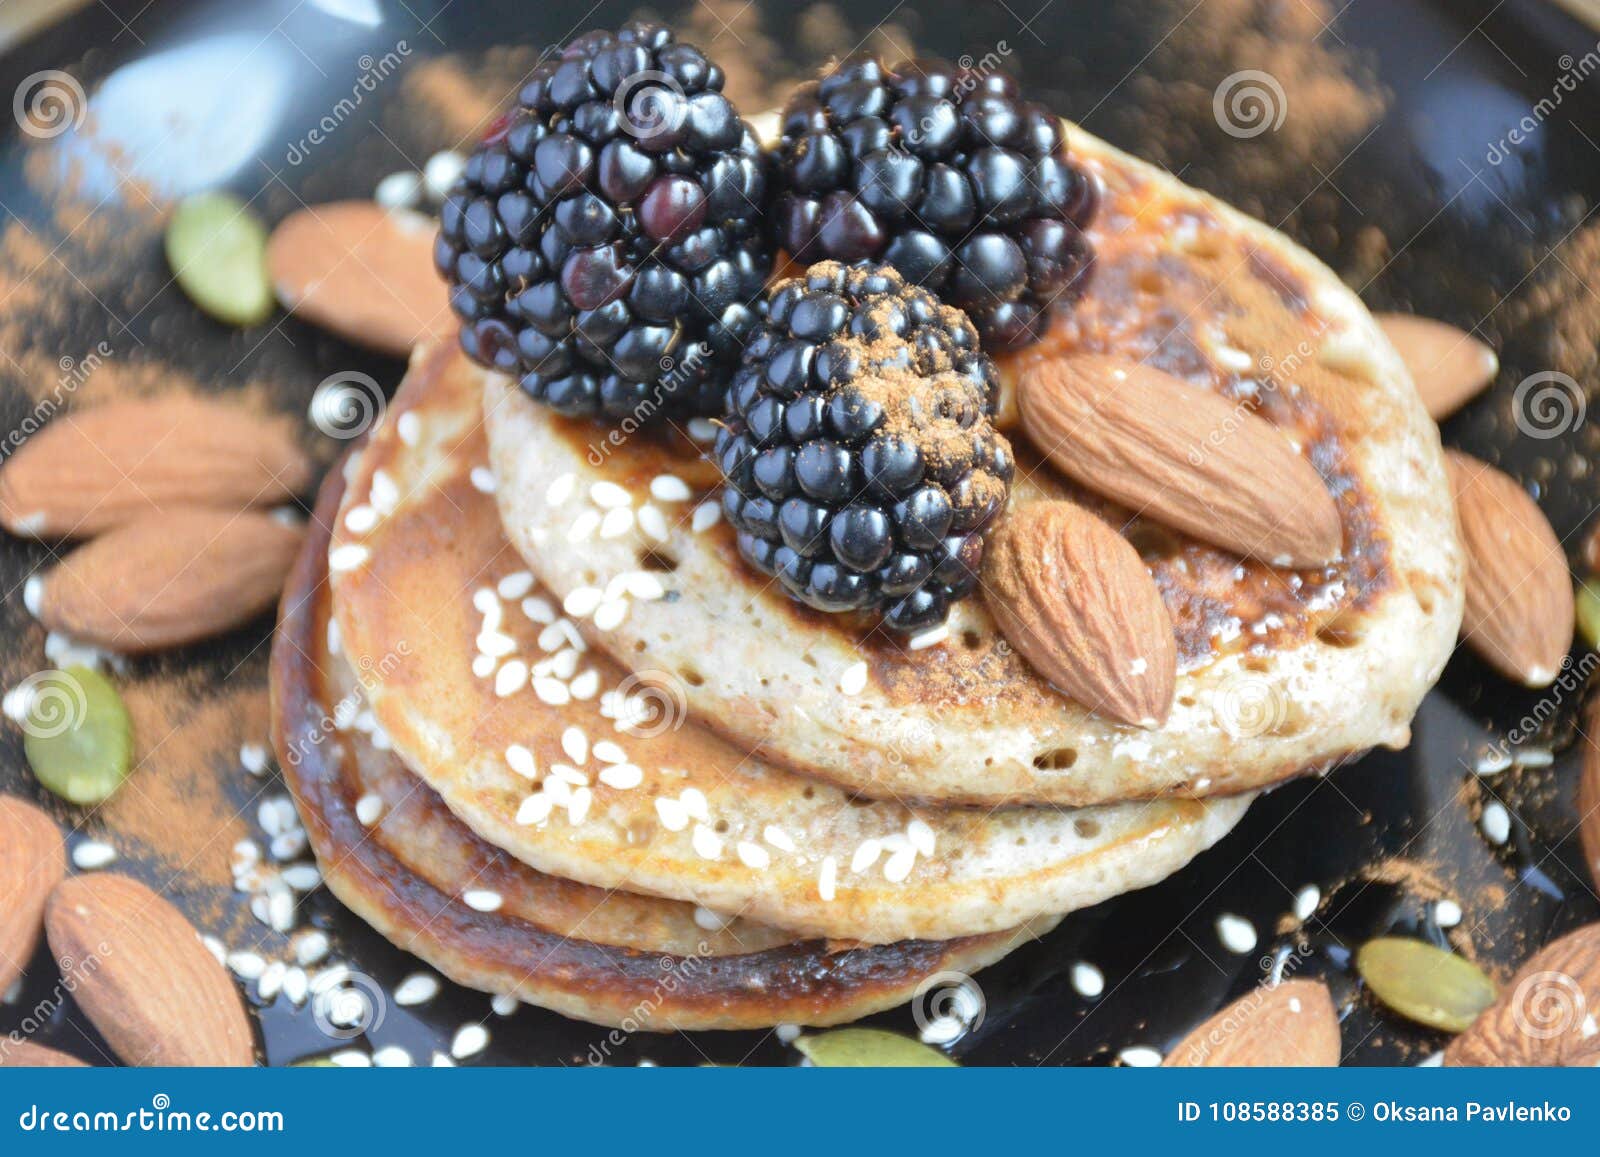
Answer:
269;126;1462;1032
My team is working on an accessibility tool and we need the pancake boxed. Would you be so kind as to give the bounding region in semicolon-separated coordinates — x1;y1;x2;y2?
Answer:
484;120;1463;808
323;343;1251;944
273;451;1055;1030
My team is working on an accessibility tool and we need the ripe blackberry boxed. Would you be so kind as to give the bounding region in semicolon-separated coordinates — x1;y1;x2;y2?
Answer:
771;55;1097;351
716;262;1013;632
435;21;773;420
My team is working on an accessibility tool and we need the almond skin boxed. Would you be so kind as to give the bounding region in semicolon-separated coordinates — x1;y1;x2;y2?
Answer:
1164;979;1341;1066
984;500;1176;726
1445;923;1600;1066
37;509;305;653
1019;355;1343;568
268;201;451;356
0;395;312;539
45;873;254;1066
1445;450;1573;686
1375;313;1498;420
0;795;65;996
0;1040;88;1067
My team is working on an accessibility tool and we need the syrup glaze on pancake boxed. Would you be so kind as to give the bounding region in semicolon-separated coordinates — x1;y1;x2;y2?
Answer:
325;346;1251;943
272;455;1054;1030
486;122;1463;807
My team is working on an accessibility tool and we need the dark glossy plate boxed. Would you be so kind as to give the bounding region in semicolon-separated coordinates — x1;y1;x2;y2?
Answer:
2;0;1597;1067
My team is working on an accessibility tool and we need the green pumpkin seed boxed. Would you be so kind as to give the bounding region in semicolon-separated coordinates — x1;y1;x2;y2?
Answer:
793;1028;957;1067
1356;937;1496;1033
165;192;273;326
1576;580;1600;652
22;666;133;806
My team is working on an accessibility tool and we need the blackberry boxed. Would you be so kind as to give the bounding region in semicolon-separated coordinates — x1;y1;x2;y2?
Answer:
716;262;1013;632
436;22;773;420
771;55;1098;351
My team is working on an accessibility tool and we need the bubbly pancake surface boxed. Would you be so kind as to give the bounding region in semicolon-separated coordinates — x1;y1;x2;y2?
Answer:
324;345;1251;944
274;454;1053;1030
484;121;1463;807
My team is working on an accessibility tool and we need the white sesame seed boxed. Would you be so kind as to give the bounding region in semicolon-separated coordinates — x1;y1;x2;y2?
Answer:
679;788;709;821
71;840;117;871
590;481;631;509
561;726;588;764
818;856;837;902
497;571;535;600
394;972;441;1006
838;661;868;695
327;617;341;654
257;961;287;1000
396;411;421;446
548;763;588;787
567;787;593;825
906;819;937;857
355;793;384;826
564;587;604;618
637;504;670;542
269;890;296;933
851;840;882;874
283;966;310;1006
763;825;795;853
281;864;322;892
1216;913;1257;954
908;625;949;651
423;149;466;198
431;1052;455;1067
451;1024;489;1059
472;587;499;615
1118;1046;1162;1067
692;823;723;860
882;846;917;883
599;507;634;539
470;466;497;494
521;595;556;624
22;574;43;618
476;631;517;658
737;841;771;869
625;572;665;600
494;660;529;698
598;763;643;790
294;931;330;967
491;994;519;1017
592;740;626;764
546;473;576;505
1293;885;1320;921
1434;899;1463;928
693;906;731;931
471;654;496;679
776;1023;802;1044
516;793;553;826
593;599;629;632
343;504;378;534
369;471;399;515
543;776;572;807
329;1049;372;1067
228;951;266;980
650;475;692;503
328;544;370;573
691;502;720;532
1481;801;1512;845
1473;748;1512;776
201;935;227;966
533;677;571;705
1513;746;1554;769
463;890;503;913
655;797;689;831
373;1045;413;1067
570;669;600;700
566;509;601;542
1071;962;1105;998
240;743;270;776
270;831;308;861
505;744;538;779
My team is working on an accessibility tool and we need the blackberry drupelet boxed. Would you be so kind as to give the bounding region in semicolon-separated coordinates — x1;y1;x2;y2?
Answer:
435;21;773;420
771;54;1098;351
716;262;1014;632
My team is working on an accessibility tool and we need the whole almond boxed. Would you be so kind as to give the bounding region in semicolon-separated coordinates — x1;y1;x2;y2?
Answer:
1445;922;1600;1066
1164;979;1341;1066
45;873;253;1066
1581;699;1600;897
984;500;1176;726
1445;450;1573;686
0;796;65;996
0;395;311;539
1375;313;1498;420
1019;355;1342;568
0;1040;88;1067
268;201;451;356
36;509;305;653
